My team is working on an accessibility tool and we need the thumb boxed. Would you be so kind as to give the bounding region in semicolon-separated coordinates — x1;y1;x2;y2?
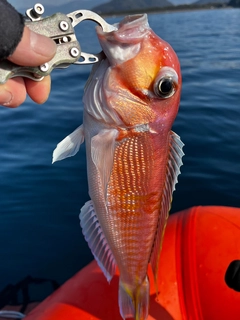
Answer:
8;26;57;67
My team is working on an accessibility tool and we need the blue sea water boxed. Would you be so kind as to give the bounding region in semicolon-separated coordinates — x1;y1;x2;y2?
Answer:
0;7;240;302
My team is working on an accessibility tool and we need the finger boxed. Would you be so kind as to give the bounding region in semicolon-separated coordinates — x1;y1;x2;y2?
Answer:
25;76;51;104
8;27;56;67
0;78;26;108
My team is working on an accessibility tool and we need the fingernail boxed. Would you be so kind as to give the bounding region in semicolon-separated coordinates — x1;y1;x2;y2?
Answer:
30;30;57;59
1;90;13;106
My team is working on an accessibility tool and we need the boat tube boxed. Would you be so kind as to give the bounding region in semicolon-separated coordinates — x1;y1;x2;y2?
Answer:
20;206;240;319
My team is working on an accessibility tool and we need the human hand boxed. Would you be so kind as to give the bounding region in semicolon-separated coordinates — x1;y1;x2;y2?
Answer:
0;26;56;108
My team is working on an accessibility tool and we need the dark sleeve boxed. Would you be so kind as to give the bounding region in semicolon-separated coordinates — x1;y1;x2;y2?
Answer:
0;0;25;60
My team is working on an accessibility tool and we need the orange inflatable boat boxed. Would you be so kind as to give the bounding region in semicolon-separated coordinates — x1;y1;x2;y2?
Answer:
24;206;240;320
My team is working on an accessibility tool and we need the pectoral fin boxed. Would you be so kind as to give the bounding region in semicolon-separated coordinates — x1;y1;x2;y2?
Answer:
150;131;184;293
91;128;119;198
52;125;84;163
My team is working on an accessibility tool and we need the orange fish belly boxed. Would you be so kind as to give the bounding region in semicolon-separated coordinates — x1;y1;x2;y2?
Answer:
105;129;170;286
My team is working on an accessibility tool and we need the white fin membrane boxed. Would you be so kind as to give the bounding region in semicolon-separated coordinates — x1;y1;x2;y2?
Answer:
119;276;149;320
0;311;25;319
91;128;119;199
119;281;134;319
52;125;84;163
150;131;184;291
79;200;116;282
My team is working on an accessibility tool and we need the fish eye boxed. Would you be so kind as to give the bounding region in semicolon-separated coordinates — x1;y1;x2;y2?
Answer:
153;67;178;99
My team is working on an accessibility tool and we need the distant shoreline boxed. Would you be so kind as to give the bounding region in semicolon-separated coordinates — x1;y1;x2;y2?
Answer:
100;4;236;17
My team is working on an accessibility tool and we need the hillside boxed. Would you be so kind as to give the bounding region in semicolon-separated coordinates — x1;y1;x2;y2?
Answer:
228;0;240;5
194;0;229;5
92;0;173;14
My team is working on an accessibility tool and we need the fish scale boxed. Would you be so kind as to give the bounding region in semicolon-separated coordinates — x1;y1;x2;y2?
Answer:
105;133;166;283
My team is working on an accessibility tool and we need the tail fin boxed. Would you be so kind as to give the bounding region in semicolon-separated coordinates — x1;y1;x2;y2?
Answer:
119;276;149;320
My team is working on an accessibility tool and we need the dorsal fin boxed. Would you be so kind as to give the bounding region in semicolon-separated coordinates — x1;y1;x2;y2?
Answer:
79;200;116;282
150;131;184;293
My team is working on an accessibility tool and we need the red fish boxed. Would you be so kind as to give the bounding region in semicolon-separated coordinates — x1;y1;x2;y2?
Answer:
53;13;184;320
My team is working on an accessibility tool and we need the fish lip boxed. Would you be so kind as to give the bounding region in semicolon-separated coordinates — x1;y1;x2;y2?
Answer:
96;13;149;43
118;13;148;27
96;14;150;65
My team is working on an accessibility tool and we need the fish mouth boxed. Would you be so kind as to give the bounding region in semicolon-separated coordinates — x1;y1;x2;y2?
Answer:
96;14;150;64
97;14;149;43
117;14;148;31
